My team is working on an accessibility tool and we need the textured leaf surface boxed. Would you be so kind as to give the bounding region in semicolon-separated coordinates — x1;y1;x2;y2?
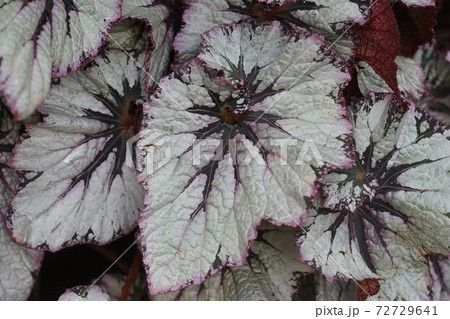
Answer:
357;56;425;99
174;0;370;66
153;226;311;300
429;255;450;301
0;101;20;214
356;278;380;301
414;44;450;124
0;219;43;300
355;0;400;93
298;93;450;300
8;51;146;251
0;0;122;120
121;0;178;90
58;285;111;301
138;22;352;294
105;19;152;51
0;102;43;301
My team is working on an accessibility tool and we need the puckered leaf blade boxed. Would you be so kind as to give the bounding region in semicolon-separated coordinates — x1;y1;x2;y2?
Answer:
174;0;370;66
0;218;44;300
355;0;400;93
414;44;450;124
153;225;311;300
429;255;450;301
120;0;179;90
357;56;425;100
138;22;353;294
0;102;43;301
58;285;111;301
105;19;152;51
0;0;122;120
298;93;450;300
8;52;146;251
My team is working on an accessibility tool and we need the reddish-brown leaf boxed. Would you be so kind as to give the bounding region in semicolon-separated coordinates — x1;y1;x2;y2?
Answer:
356;0;400;93
395;1;439;57
357;278;381;301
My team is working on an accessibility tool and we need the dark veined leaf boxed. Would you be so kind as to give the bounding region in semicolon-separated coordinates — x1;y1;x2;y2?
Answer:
428;254;450;300
105;19;153;52
355;0;400;94
119;0;181;90
174;0;371;66
58;285;111;301
0;0;122;120
8;51;146;251
138;21;353;294
0;102;43;300
414;44;450;124
153;225;311;300
357;56;425;100
298;93;450;300
356;278;380;301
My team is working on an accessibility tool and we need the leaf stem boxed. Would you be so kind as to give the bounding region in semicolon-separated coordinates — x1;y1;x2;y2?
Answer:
120;251;142;301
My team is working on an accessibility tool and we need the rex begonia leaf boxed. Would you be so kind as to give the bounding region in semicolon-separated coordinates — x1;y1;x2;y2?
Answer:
174;0;371;66
298;93;450;300
7;51;146;251
394;0;438;57
153;226;311;300
0;219;43;300
0;0;122;120
357;56;425;100
58;285;111;301
429;254;450;301
120;0;179;90
105;19;152;51
0;102;43;301
0;100;20;214
414;44;450;124
355;0;400;94
138;21;353;294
